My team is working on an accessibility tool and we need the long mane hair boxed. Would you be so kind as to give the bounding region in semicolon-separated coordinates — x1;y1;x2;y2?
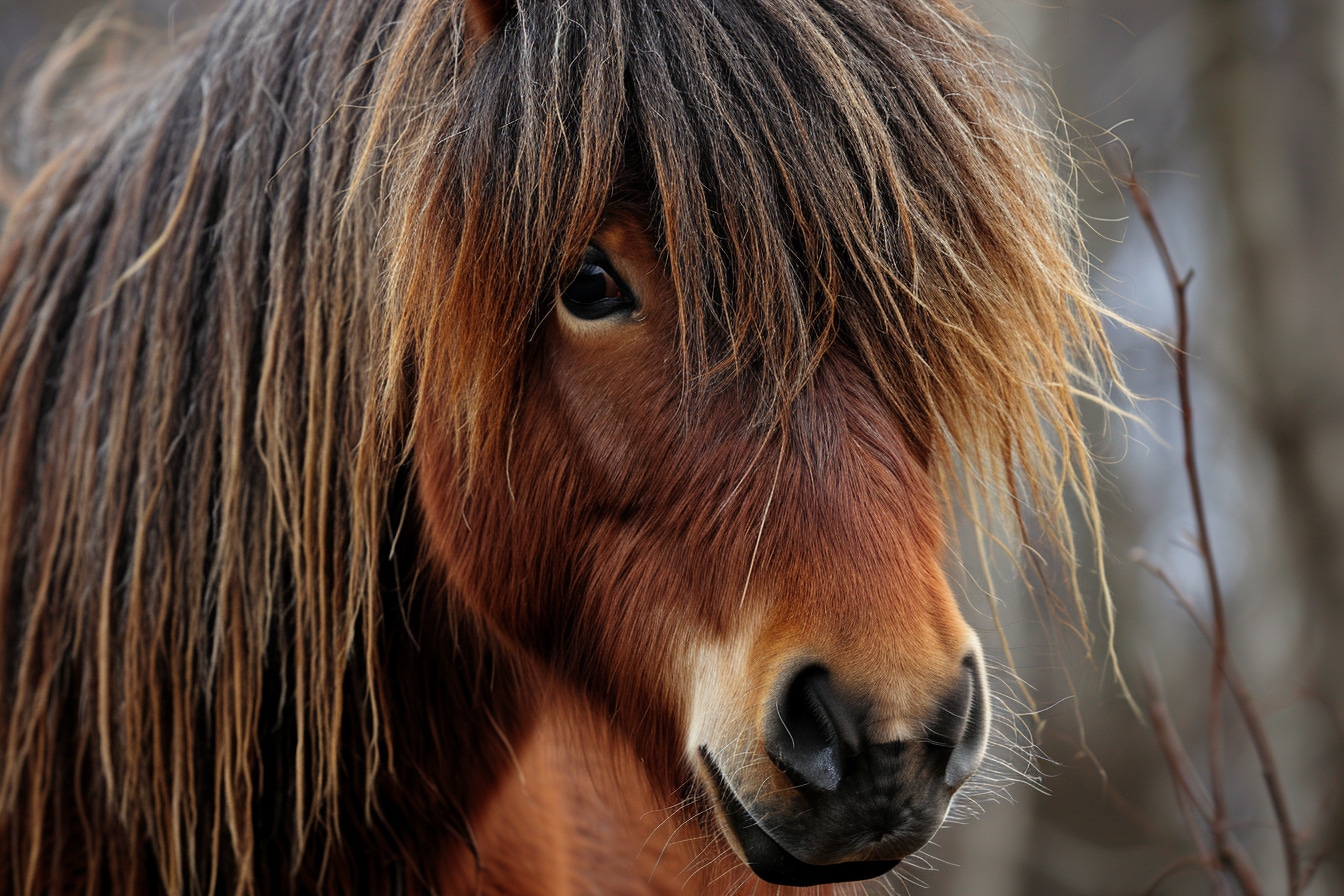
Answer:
0;0;1114;892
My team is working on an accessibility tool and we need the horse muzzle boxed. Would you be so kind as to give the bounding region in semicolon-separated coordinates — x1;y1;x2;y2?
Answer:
697;650;990;887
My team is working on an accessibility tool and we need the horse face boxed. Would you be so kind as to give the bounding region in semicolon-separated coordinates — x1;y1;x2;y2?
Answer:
417;215;988;886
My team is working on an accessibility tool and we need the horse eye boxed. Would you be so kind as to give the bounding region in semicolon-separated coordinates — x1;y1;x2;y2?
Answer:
560;252;637;321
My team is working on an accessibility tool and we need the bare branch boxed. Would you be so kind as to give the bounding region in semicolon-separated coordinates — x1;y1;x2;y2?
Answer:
1132;548;1309;888
1143;665;1232;896
1119;167;1306;895
1143;855;1211;896
1118;167;1236;865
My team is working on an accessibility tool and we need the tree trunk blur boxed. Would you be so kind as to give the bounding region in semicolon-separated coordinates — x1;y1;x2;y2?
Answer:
1194;0;1344;881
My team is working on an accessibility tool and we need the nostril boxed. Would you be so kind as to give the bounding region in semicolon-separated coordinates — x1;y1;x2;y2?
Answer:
766;665;863;793
927;656;974;751
943;651;990;788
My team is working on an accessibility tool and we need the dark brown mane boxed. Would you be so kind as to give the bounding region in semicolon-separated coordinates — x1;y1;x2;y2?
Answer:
0;1;1115;893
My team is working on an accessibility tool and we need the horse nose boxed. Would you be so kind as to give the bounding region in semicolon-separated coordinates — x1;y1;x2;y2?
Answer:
760;652;989;864
767;654;987;793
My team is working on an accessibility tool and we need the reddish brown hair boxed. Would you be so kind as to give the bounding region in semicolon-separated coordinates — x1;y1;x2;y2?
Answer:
0;0;1115;892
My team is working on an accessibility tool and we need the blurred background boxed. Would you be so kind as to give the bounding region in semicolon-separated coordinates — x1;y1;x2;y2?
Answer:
939;2;1343;893
3;1;1340;893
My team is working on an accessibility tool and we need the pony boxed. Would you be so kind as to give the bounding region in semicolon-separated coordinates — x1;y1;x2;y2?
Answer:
0;0;1114;892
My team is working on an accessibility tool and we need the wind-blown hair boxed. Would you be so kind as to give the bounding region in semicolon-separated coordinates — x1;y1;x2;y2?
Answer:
0;0;1113;893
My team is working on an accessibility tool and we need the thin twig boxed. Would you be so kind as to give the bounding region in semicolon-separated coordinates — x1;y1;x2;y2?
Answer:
1133;548;1308;891
1296;778;1339;892
1120;167;1305;895
1143;665;1232;896
1120;169;1236;866
1139;668;1225;843
1143;854;1211;896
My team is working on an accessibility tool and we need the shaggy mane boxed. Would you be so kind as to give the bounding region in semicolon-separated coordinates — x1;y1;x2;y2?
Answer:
0;0;1114;893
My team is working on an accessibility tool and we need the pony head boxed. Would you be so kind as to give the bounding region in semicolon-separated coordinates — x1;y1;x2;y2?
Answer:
392;0;1104;883
416;214;990;884
0;0;1110;891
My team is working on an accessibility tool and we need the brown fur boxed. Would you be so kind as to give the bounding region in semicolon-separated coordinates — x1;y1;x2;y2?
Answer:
0;0;1114;893
448;687;698;896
